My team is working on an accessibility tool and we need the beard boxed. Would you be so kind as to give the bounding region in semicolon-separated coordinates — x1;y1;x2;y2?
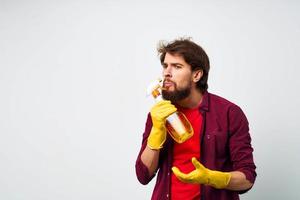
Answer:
162;81;191;103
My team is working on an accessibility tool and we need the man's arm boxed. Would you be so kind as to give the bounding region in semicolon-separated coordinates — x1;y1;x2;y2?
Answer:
172;157;254;190
136;101;177;184
141;146;160;177
228;105;257;192
226;171;253;191
135;114;156;185
140;100;176;175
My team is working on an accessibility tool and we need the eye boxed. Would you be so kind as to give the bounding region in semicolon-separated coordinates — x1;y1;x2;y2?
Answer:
162;64;167;69
175;65;182;69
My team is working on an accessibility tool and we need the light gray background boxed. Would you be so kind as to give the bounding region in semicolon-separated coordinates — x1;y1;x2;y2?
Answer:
1;0;299;199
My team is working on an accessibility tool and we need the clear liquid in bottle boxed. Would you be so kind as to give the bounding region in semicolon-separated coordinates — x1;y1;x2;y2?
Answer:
148;78;194;143
165;111;194;143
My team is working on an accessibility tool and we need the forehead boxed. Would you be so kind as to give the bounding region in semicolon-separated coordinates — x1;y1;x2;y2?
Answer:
163;53;187;64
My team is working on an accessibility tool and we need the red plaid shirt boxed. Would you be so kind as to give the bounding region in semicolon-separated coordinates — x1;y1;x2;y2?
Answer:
135;91;257;200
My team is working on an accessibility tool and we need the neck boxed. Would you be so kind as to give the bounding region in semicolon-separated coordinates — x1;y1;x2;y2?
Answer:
176;88;203;109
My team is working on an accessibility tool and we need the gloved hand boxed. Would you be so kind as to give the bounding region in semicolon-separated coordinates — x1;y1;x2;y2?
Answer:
147;100;177;150
172;157;231;189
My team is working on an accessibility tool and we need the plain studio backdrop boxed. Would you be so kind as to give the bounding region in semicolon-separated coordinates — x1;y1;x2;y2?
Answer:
0;0;299;199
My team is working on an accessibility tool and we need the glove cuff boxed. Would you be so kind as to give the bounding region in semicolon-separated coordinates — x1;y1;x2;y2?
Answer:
208;170;231;189
147;127;166;150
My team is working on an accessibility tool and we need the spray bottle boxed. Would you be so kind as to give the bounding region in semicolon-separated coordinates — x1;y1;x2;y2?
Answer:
147;78;194;143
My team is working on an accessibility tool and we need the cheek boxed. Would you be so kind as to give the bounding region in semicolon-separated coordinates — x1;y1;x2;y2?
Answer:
176;75;192;89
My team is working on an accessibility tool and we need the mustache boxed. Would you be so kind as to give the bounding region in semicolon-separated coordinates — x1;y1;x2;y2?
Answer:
163;79;175;84
163;80;175;89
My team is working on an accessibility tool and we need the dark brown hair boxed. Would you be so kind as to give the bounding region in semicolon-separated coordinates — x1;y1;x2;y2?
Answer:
157;38;210;93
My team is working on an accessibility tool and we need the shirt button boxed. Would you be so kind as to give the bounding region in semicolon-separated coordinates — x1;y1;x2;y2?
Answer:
166;194;169;198
168;172;170;176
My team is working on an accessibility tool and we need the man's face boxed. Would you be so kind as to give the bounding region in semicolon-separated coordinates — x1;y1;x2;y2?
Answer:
161;53;193;102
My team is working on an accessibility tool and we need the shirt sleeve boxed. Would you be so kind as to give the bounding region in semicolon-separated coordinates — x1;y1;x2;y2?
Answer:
135;113;156;185
228;105;257;193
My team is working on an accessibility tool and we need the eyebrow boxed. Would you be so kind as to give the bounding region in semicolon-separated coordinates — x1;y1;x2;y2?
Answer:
162;62;184;66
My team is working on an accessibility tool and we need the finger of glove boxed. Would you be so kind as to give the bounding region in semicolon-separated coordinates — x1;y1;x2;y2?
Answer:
192;157;206;171
154;106;177;117
152;101;176;111
153;100;172;106
151;106;177;120
172;167;195;183
151;100;171;110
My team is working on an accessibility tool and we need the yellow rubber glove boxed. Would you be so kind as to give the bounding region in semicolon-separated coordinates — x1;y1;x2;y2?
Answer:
147;100;177;150
172;157;231;189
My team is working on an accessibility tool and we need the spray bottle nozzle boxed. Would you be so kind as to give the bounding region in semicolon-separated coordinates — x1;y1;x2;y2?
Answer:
146;78;163;96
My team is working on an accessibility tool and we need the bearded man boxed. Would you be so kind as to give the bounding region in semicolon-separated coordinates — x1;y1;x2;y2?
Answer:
135;38;256;200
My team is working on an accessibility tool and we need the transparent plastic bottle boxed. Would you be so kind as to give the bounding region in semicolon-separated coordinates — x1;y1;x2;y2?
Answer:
147;78;194;143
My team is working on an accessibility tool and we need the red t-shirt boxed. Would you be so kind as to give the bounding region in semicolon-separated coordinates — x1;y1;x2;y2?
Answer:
171;105;203;200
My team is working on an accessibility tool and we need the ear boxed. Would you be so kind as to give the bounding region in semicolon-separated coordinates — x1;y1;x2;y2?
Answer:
192;69;203;83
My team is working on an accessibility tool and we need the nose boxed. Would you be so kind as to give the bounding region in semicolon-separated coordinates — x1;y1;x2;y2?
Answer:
163;65;172;78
